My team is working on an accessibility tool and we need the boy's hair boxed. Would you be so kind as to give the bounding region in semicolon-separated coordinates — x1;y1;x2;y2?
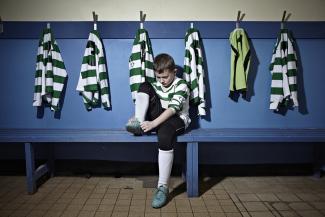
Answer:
153;53;176;74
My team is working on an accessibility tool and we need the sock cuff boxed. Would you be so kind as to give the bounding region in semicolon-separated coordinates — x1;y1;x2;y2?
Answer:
136;92;149;98
159;149;174;153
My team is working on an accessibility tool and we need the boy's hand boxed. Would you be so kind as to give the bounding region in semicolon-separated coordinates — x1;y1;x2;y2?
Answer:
141;121;156;132
128;116;135;122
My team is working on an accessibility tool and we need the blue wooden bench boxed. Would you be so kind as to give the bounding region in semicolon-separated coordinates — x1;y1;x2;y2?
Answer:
0;128;324;197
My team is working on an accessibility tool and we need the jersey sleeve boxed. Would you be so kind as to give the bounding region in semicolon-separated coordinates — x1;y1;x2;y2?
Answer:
168;80;189;113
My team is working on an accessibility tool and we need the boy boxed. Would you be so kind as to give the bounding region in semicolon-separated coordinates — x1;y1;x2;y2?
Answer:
126;53;191;208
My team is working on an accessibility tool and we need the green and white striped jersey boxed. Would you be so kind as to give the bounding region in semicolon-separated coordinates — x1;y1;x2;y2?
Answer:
184;28;206;116
151;77;191;128
76;30;110;110
129;28;155;101
269;29;298;110
33;27;67;111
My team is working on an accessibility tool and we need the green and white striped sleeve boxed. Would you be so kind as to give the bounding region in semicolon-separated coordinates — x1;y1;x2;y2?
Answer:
33;31;45;107
168;79;189;112
50;39;67;111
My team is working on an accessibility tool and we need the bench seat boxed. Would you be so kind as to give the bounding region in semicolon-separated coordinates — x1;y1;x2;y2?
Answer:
0;128;324;197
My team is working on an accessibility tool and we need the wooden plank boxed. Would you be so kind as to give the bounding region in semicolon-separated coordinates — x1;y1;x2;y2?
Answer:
1;129;325;143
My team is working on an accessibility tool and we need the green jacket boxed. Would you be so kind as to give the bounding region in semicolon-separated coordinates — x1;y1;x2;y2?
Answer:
229;28;250;99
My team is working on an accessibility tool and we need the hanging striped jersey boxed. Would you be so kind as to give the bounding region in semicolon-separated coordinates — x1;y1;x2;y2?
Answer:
129;28;155;101
76;30;110;110
33;27;67;111
229;28;251;100
269;29;298;110
151;77;191;128
183;28;206;116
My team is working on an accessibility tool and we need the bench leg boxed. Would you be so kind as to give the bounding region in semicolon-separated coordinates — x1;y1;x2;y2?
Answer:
25;143;54;194
25;142;36;194
313;143;323;178
186;142;198;197
181;166;186;182
48;143;55;177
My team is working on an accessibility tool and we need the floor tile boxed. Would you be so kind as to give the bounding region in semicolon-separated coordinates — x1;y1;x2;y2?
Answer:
0;176;324;217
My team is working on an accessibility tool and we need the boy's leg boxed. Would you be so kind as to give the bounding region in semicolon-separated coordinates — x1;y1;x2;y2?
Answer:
152;115;185;208
157;115;185;186
143;85;163;122
126;82;163;135
135;92;149;122
158;149;174;188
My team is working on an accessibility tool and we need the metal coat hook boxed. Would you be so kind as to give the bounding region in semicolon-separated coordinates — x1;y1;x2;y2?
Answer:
47;22;50;29
281;10;291;29
190;22;194;28
0;17;3;34
140;10;146;29
92;11;98;30
236;10;245;28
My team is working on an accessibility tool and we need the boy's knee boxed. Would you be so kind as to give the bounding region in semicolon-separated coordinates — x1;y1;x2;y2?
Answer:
158;141;173;151
138;82;152;94
158;133;173;150
157;125;175;151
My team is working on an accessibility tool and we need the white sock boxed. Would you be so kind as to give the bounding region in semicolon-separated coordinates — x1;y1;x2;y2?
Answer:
158;149;174;188
135;92;149;122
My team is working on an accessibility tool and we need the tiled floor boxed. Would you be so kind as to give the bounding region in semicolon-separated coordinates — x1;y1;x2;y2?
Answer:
0;175;325;217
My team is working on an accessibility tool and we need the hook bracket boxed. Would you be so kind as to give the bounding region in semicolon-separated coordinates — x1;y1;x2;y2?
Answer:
140;11;146;29
281;10;291;29
92;11;98;30
236;11;245;28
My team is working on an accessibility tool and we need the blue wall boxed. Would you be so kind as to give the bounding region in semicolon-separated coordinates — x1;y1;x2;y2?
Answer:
0;22;324;164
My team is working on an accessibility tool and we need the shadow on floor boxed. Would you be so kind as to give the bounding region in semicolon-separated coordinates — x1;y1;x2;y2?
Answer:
168;176;225;198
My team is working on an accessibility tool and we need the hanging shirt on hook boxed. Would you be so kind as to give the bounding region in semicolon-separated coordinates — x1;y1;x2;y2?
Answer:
129;28;155;101
269;29;298;111
76;29;111;110
183;28;206;116
33;27;68;112
229;28;251;101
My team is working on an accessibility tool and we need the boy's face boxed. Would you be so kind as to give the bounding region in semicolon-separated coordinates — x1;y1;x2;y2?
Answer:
155;69;176;87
